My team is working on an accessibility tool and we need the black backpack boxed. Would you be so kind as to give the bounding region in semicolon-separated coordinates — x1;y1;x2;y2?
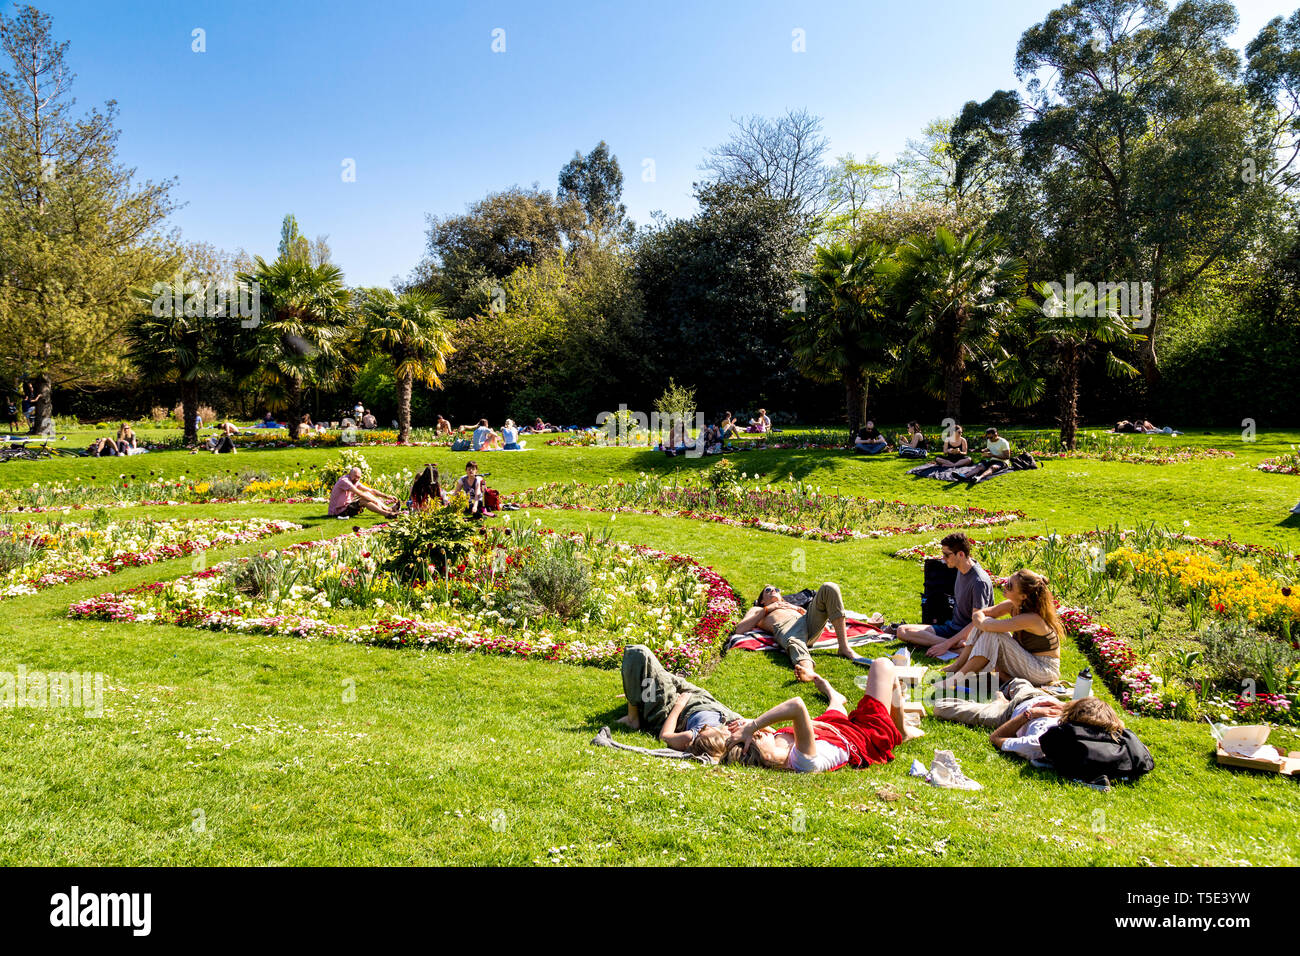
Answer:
1039;722;1154;782
920;558;957;624
1009;452;1037;470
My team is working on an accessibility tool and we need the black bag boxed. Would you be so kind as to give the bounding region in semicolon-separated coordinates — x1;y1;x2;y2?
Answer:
1039;722;1154;782
1009;452;1037;470
920;558;957;624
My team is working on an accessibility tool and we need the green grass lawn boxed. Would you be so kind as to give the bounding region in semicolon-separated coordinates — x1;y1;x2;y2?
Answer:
1;428;1298;865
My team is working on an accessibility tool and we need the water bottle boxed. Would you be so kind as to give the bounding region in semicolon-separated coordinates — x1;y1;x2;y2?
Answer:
1073;667;1093;700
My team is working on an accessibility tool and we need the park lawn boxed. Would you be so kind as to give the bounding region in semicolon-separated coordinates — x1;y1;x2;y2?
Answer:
0;430;1297;865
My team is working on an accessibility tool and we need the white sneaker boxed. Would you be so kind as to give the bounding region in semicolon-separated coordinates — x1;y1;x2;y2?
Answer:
927;749;983;791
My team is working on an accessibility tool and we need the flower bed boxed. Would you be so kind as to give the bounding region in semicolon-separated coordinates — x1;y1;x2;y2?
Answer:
1256;452;1300;476
68;524;740;677
0;517;302;600
1004;432;1237;465
514;475;1024;543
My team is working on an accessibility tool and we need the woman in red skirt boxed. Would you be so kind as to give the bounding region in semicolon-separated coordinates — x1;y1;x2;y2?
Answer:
723;658;917;772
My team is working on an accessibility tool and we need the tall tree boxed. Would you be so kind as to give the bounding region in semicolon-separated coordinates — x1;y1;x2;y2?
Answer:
278;214;310;263
701;108;831;227
0;4;177;429
786;238;897;434
1004;286;1143;448
357;288;455;442
882;227;1035;421
558;141;630;240
238;257;350;422
953;0;1291;383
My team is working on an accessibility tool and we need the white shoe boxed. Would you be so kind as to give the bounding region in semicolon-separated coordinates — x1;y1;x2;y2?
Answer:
927;749;982;791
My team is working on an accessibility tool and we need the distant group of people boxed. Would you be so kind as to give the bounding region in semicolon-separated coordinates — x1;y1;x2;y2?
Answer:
854;421;1013;483
328;459;498;520
1114;418;1180;436
88;423;145;457
614;529;1149;785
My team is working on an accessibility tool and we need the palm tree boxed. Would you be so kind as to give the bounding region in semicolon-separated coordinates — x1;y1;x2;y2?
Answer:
786;238;896;435
358;288;455;442
1004;286;1144;449
239;257;350;421
127;278;217;445
882;227;1035;420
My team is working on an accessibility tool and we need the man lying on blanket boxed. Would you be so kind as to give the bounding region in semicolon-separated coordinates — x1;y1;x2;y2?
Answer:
731;582;868;681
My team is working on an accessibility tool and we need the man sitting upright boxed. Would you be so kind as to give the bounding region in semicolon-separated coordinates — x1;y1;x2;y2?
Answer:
731;582;867;681
892;532;994;658
964;426;1011;483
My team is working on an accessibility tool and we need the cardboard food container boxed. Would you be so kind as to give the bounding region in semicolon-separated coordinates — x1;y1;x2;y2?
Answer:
1212;724;1300;776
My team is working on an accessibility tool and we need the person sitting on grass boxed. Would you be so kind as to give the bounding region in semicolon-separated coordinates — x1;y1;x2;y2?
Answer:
472;419;501;451
721;660;918;772
896;421;928;458
853;419;889;454
452;460;489;517
963;426;1011;483
501;419;523;450
208;421;239;454
328;466;399;518
436;415;453;437
115;423;139;455
719;412;740;439
892;532;994;657
617;644;742;760
731;582;869;682
941;569;1062;686
409;463;448;510
934;425;971;468
746;408;771;433
88;435;119;457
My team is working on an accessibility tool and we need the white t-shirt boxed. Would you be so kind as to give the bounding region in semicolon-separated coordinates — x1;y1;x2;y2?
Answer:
787;739;849;773
998;698;1059;761
472;426;492;450
985;436;1011;458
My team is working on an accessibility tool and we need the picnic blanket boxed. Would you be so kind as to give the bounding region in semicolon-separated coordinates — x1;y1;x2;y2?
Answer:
906;463;1014;483
725;614;893;653
591;725;712;763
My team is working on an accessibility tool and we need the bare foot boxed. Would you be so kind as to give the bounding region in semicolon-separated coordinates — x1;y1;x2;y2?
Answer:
615;714;639;730
838;649;867;664
794;661;816;682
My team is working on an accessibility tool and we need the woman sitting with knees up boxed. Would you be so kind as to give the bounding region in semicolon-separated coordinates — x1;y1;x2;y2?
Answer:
618;644;742;761
409;463;448;511
721;660;917;773
941;569;1062;686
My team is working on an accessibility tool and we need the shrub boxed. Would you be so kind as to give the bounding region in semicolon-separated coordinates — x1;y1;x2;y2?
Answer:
506;537;593;621
0;536;45;575
1200;617;1300;691
315;449;372;493
654;378;697;422
377;508;477;582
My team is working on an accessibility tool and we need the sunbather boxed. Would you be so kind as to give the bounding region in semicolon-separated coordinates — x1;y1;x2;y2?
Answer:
964;426;1011;482
731;582;868;681
934;425;971;468
853;419;888;454
472;419;501;451
896;421;928;458
721;661;917;772
452;460;489;517
328;466;399;518
941;569;1062;686
746;409;771;433
618;644;742;760
409;463;448;510
893;533;993;655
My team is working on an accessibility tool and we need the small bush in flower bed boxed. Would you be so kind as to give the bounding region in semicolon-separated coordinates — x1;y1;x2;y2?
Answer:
514;471;1024;543
68;518;741;677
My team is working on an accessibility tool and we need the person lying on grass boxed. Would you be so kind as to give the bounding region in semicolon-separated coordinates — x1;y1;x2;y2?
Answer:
893;532;994;657
731;582;869;681
617;644;742;760
721;659;919;772
329;465;399;518
941;570;1062;686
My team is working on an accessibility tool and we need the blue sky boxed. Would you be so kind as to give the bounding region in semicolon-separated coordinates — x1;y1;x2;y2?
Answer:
14;0;1295;286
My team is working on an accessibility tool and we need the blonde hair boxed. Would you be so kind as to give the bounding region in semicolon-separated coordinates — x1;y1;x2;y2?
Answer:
722;741;766;767
1061;697;1125;740
690;726;729;761
1011;569;1063;640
